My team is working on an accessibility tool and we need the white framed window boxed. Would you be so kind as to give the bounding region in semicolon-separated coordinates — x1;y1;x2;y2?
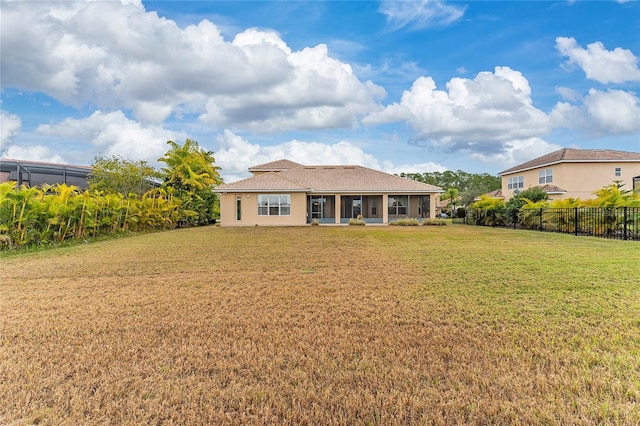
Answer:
236;195;242;221
258;194;290;216
615;167;621;177
538;169;553;184
508;176;524;190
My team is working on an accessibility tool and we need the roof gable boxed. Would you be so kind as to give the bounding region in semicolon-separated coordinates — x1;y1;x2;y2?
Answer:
499;148;640;175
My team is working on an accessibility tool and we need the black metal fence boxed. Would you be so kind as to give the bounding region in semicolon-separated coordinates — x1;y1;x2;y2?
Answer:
458;207;640;241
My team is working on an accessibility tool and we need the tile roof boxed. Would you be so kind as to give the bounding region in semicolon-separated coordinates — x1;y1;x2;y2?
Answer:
217;164;443;193
499;148;640;175
216;170;309;192
248;159;302;173
475;189;504;200
537;184;567;194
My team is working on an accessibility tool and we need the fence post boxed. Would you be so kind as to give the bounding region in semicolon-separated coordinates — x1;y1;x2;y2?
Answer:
539;208;543;231
574;207;578;236
623;207;628;241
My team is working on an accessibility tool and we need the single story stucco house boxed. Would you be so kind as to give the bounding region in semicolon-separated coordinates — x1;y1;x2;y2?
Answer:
215;160;443;226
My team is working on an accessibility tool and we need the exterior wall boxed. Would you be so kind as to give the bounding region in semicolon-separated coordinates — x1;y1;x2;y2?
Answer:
501;161;640;201
220;191;441;226
219;192;307;226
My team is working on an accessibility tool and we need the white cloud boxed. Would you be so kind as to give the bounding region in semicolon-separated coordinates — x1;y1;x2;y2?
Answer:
200;43;386;132
556;86;582;102
214;130;446;182
583;89;640;134
556;37;640;84
1;110;22;149
4;145;66;164
365;67;551;154
551;89;640;135
35;110;188;163
379;0;466;31
470;138;562;170
1;1;384;130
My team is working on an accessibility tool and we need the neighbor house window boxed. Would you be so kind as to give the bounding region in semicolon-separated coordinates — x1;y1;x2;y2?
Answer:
508;176;524;190
615;167;622;177
258;194;290;216
538;169;553;184
388;196;408;215
236;195;242;220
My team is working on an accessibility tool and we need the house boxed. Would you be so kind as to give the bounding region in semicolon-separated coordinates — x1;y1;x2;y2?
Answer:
215;160;443;226
498;148;640;201
0;158;93;189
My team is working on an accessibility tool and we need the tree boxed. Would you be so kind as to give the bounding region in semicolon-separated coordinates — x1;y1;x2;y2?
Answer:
468;195;508;226
158;139;223;225
440;187;460;217
88;156;160;197
505;187;549;224
401;170;500;206
588;181;640;208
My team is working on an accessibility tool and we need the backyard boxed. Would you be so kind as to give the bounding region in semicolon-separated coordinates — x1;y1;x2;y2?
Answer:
1;225;639;425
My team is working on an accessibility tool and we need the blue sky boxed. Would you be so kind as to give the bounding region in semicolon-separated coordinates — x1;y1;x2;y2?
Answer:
1;0;639;182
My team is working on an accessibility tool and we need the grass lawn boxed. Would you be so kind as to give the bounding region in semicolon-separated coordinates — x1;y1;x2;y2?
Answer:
1;225;639;425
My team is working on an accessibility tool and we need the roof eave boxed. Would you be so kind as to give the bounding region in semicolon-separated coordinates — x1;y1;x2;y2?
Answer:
500;158;640;176
214;188;308;193
216;188;443;194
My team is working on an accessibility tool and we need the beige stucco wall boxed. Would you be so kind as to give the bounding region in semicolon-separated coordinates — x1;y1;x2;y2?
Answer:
219;192;307;226
220;191;441;226
501;162;640;201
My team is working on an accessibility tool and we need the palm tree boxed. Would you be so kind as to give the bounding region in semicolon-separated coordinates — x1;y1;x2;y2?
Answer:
440;187;460;218
158;139;223;225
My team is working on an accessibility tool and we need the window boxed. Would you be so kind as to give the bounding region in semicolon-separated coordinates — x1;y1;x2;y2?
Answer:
258;194;290;216
388;196;408;215
615;167;622;177
508;176;524;190
236;195;242;220
538;169;553;184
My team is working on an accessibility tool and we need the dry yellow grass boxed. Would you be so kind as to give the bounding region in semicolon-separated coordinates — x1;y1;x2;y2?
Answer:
1;226;639;425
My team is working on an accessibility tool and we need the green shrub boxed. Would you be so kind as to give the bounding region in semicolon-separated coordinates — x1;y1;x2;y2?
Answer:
311;219;319;226
422;219;448;226
389;218;420;226
348;218;365;226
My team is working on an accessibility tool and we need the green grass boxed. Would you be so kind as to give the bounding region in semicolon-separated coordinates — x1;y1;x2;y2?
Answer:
1;225;639;424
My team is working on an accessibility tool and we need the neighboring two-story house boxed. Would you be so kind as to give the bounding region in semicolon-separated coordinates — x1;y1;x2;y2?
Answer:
498;148;640;201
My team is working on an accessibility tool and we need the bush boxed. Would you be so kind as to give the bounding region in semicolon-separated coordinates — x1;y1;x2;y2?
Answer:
348;218;365;226
311;219;319;226
389;218;420;226
422;219;448;226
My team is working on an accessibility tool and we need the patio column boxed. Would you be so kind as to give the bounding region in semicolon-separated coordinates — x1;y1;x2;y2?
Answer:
335;194;341;224
430;193;437;218
382;194;388;224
